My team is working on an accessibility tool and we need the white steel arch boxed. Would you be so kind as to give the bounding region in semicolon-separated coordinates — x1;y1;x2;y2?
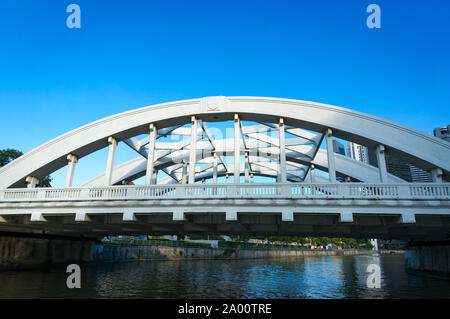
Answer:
0;96;448;189
81;144;405;187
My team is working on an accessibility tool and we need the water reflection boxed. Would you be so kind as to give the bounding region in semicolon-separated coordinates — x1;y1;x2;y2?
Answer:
0;255;449;299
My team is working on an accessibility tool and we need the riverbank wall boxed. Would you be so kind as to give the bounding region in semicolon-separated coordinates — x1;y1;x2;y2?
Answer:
0;234;369;270
405;241;450;278
0;234;99;271
95;244;369;263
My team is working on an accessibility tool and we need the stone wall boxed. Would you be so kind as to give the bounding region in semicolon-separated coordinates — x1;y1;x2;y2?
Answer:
94;244;368;262
0;235;369;271
405;243;450;276
0;235;100;270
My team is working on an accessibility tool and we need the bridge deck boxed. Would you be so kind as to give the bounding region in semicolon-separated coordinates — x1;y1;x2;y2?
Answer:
0;183;449;240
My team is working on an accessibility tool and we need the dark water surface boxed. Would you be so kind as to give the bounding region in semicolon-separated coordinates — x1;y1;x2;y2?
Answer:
0;254;449;298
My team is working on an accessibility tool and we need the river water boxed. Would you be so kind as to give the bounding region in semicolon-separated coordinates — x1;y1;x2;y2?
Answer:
0;254;448;298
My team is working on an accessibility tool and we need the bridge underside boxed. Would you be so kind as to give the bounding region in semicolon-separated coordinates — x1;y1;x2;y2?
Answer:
1;210;449;241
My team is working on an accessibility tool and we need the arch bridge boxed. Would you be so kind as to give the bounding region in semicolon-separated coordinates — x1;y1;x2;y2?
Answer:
0;96;449;241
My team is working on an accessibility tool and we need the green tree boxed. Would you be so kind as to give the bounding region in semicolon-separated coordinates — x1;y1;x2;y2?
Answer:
39;176;52;187
0;149;23;167
0;148;52;187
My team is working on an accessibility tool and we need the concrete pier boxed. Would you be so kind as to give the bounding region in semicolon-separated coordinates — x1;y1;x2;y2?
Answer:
405;241;450;278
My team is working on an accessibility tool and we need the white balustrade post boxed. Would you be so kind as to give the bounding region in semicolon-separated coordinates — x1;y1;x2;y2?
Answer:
146;123;157;185
279;118;287;183
431;168;443;183
376;144;388;183
175;184;185;198
104;137;117;186
325;129;336;182
189;116;198;184
234;114;240;184
65;154;78;187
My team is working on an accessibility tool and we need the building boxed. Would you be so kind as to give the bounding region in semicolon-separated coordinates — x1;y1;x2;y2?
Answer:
332;140;345;156
434;125;450;143
386;155;413;182
346;142;432;182
346;142;369;164
332;140;346;182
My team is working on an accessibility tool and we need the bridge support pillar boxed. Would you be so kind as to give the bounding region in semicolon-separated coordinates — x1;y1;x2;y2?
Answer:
234;114;240;184
65;154;78;187
25;176;39;188
281;210;294;222
398;212;416;224
173;209;185;221
309;164;315;183
30;212;47;222
325;129;336;182
152;169;158;185
226;210;238;222
75;213;91;222
146;123;157;185
405;241;450;278
123;210;136;222
279;118;287;183
189;116;198;184
213;152;218;183
276;162;281;182
182;161;188;184
376;144;388;183
104;137;117;186
431;168;443;183
339;212;354;223
244;152;249;183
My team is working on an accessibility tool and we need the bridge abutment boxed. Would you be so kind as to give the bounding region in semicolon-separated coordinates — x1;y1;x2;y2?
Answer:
405;241;450;279
0;232;101;271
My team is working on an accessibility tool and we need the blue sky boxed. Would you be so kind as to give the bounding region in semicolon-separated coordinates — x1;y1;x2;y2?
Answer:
0;0;449;186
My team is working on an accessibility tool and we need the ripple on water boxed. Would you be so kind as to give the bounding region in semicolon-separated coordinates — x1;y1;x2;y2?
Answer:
0;255;449;298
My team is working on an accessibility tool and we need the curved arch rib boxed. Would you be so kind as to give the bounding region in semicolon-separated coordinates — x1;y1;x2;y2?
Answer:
0;96;448;188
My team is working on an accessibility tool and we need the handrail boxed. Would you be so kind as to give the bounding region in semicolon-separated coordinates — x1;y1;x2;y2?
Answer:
0;183;449;202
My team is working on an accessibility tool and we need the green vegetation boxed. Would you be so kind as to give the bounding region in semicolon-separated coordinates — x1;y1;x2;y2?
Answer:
104;235;372;250
218;240;308;250
237;236;373;249
104;237;212;248
0;148;52;187
0;149;23;167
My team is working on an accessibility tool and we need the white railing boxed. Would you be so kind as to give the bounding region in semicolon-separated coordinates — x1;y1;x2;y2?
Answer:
0;183;449;202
